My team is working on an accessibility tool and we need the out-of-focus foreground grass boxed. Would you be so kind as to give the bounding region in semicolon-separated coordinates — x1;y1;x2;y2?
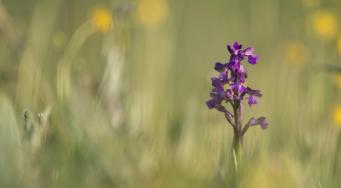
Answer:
1;0;341;187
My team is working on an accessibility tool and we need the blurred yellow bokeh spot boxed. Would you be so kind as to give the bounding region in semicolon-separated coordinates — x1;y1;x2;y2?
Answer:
311;10;337;39
90;6;113;33
333;106;341;128
284;41;309;65
136;0;168;27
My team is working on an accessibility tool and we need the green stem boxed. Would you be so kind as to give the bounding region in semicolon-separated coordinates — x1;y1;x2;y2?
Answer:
233;129;243;170
232;102;243;170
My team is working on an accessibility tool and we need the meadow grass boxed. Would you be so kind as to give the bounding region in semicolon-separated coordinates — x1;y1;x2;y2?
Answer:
0;0;341;187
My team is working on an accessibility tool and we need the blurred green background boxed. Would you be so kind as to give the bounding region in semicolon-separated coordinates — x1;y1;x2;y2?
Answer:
1;0;341;187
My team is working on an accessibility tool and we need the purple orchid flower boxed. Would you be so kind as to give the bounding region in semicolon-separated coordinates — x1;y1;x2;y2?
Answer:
206;42;268;159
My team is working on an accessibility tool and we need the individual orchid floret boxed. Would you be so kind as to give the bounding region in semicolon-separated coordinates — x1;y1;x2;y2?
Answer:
242;117;269;135
244;47;259;65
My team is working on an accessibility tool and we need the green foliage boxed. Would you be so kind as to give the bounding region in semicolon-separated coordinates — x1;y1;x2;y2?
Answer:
0;0;341;187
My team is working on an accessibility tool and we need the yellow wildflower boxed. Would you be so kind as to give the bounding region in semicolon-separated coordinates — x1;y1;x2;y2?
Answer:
333;106;341;128
136;0;168;27
90;6;113;33
284;41;309;65
311;10;337;39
